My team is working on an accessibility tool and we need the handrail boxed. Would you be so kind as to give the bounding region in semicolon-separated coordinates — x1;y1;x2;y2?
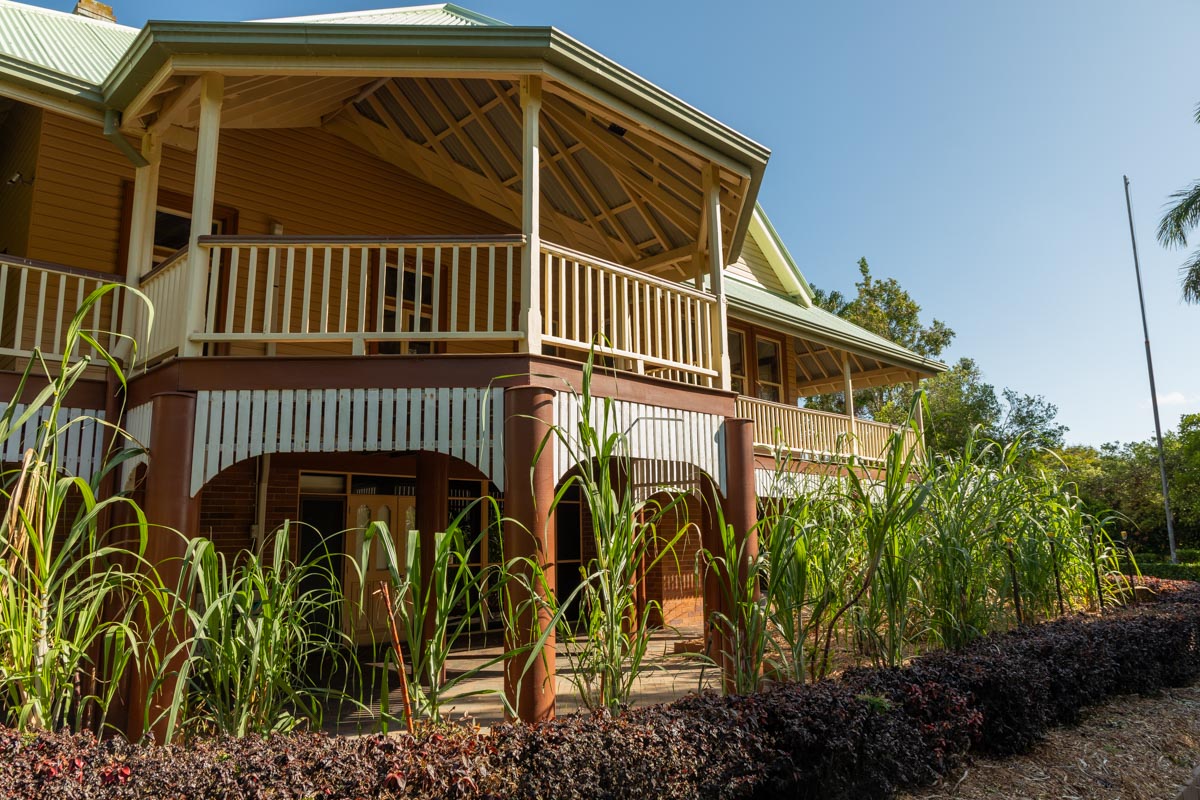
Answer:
198;234;527;247
139;246;189;284
0;253;123;284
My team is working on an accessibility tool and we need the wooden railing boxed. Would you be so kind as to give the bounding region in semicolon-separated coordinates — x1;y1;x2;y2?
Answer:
138;248;190;362
0;255;119;362
737;396;920;467
539;242;719;385
189;235;526;352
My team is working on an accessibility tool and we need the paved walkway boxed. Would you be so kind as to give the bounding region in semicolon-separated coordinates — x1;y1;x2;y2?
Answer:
328;627;715;734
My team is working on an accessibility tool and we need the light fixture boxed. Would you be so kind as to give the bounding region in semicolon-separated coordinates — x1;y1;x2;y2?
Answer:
6;172;33;186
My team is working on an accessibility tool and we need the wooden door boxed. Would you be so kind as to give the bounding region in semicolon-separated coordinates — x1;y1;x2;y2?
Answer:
342;494;416;645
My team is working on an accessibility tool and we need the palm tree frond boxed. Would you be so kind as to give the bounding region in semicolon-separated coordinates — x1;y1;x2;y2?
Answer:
1157;180;1200;247
1180;247;1200;305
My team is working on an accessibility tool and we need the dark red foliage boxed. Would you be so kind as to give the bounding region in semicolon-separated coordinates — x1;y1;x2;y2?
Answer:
2;580;1198;800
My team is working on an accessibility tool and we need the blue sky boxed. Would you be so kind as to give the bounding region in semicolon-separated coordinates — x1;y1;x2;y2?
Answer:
59;0;1200;446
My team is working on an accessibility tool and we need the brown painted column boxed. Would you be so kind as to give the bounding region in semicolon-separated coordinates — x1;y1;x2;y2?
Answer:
720;417;759;691
126;391;199;741
724;418;758;583
698;477;728;667
502;385;556;722
415;450;450;685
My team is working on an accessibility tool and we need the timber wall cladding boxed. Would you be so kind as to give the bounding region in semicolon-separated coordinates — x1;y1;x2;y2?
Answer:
0;401;106;481
189;387;506;496
551;393;727;494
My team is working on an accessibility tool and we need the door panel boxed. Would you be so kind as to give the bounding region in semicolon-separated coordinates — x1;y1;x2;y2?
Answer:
342;494;415;645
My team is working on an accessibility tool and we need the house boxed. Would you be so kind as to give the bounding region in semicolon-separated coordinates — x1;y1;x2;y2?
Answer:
0;0;946;729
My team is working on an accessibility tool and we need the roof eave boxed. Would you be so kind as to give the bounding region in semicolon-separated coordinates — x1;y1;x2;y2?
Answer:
726;283;948;376
0;54;106;115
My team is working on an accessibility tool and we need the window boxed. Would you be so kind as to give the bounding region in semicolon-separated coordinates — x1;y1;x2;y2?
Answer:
151;206;223;266
375;261;435;355
728;330;748;395
756;336;783;402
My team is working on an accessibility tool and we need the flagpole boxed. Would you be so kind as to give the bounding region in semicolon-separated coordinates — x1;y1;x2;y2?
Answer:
1123;175;1177;564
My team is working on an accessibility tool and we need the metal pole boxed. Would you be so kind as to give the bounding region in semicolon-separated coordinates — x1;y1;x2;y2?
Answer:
1123;175;1178;564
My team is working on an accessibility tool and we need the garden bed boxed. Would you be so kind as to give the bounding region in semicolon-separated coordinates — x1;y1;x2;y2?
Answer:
2;577;1198;800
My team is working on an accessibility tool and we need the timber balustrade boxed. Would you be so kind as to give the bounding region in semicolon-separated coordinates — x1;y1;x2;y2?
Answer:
736;396;919;467
138;235;719;385
539;242;719;386
0;254;119;363
188;235;526;354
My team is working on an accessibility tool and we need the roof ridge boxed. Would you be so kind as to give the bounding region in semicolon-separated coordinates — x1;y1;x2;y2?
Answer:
253;3;509;26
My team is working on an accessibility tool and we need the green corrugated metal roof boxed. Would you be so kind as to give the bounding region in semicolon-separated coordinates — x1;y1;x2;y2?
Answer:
257;4;508;27
0;0;137;86
725;276;948;375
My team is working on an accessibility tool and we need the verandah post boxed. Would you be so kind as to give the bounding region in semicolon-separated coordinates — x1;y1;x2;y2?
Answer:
721;417;758;691
122;132;161;350
519;75;543;355
704;165;730;391
182;73;224;357
125;391;199;742
842;353;858;457
502;385;556;722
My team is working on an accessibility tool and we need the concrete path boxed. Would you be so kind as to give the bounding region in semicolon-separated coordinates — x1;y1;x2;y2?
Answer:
328;626;715;734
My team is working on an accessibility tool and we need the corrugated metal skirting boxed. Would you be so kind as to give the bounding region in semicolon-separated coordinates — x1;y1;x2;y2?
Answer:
189;387;505;496
551;394;726;495
0;401;106;482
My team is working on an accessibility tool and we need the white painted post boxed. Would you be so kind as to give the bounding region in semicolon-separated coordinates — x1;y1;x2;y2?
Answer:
843;353;857;457
122;133;161;357
182;73;224;357
520;75;543;354
704;165;730;391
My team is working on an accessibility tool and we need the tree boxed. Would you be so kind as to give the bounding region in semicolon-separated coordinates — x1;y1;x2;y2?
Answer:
1157;103;1200;303
1066;414;1200;551
810;258;954;417
917;357;1001;455
995;389;1068;451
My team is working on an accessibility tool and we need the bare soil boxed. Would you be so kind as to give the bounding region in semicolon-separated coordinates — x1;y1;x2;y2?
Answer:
900;685;1200;800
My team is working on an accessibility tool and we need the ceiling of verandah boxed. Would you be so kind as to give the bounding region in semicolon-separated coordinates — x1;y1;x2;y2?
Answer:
126;72;750;279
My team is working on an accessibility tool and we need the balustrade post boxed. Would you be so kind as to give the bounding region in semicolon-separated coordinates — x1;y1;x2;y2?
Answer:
182;73;224;357
519;76;543;354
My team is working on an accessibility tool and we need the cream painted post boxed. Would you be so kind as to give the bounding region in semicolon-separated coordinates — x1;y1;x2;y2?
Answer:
912;374;926;456
842;353;858;457
182;73;224;357
704;165;730;391
122;133;161;353
519;75;542;354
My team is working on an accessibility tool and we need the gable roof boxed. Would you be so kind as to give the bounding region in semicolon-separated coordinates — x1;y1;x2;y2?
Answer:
728;206;946;376
256;4;508;27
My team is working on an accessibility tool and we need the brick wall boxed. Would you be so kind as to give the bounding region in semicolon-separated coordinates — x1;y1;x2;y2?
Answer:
197;460;257;557
644;493;704;628
196;458;301;559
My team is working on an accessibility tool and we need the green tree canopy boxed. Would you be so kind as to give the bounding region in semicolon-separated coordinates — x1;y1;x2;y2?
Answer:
809;258;953;418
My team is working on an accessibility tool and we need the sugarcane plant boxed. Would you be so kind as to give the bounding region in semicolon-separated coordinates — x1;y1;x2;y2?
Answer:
158;525;358;740
0;284;164;734
538;348;690;714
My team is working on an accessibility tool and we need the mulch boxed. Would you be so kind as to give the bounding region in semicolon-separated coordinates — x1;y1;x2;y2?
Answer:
900;685;1200;799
